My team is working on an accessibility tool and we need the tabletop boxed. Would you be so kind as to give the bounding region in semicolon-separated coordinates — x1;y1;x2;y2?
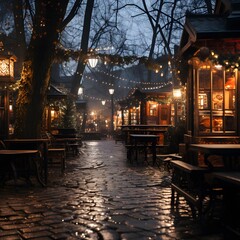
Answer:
54;138;81;142
190;144;240;170
189;144;240;154
212;171;240;186
0;149;39;155
121;125;171;128
5;138;49;143
130;134;159;138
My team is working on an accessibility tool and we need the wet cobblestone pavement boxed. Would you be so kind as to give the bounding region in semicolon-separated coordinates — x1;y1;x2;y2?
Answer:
0;140;224;239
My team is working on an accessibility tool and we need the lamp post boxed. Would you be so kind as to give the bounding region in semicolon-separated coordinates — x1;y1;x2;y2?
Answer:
109;88;114;137
0;43;16;139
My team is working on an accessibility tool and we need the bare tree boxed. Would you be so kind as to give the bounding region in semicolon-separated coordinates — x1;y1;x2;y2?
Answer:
117;0;214;64
13;0;83;138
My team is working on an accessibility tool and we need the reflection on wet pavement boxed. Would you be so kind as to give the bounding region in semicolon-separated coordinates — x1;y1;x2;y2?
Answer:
0;140;223;239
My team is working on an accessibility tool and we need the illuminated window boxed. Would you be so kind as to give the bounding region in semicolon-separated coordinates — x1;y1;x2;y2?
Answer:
198;65;237;134
149;102;157;116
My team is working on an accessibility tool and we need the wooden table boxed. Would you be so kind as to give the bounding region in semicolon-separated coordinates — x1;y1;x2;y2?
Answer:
212;171;240;238
4;139;50;184
121;125;170;145
130;134;159;165
189;144;240;170
0;149;44;186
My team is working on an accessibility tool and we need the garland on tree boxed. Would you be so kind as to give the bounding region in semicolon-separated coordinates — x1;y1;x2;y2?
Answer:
54;46;166;72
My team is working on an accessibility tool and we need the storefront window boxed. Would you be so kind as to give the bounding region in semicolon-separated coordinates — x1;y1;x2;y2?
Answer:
148;101;158;116
130;106;140;125
198;65;237;134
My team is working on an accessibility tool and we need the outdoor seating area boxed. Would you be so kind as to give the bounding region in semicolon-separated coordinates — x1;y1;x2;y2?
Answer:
169;144;240;238
123;125;182;166
0;0;240;239
120;122;240;238
0;132;83;187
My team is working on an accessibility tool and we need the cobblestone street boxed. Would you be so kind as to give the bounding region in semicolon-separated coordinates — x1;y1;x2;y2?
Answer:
0;140;224;240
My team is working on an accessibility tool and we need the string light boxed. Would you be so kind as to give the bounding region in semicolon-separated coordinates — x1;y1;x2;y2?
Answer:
87;69;167;86
84;74;172;91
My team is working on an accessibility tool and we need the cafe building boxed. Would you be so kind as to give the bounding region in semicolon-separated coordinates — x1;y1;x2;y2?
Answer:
178;0;240;145
118;85;173;126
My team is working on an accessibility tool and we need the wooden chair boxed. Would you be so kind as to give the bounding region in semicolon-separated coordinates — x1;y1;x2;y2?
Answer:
43;132;66;173
48;147;66;173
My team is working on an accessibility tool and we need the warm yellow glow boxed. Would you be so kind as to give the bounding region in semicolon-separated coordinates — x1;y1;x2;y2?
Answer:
214;64;222;70
0;56;15;78
51;110;55;118
173;88;182;99
0;59;10;76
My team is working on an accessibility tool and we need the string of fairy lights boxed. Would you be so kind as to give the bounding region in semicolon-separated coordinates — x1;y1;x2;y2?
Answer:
6;46;240;105
80;63;173;102
82;82;173;103
93;68;166;85
83;70;171;91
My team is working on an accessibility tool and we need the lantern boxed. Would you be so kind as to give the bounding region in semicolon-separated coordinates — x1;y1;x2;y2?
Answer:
88;58;98;68
109;88;114;95
173;87;182;99
78;85;84;95
0;51;17;84
0;42;17;139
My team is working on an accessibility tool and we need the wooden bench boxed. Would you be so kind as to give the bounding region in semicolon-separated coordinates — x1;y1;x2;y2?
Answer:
170;160;209;218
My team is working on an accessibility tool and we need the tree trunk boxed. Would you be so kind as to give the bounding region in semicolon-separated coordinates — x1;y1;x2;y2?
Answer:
14;0;69;138
13;0;27;78
71;0;95;96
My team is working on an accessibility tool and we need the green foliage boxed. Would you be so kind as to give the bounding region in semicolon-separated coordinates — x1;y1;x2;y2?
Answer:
59;98;77;129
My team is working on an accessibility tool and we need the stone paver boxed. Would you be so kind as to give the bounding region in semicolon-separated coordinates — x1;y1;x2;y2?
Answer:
0;140;224;239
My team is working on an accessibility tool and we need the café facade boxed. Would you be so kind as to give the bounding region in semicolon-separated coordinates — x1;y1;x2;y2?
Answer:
118;85;174;126
178;0;240;144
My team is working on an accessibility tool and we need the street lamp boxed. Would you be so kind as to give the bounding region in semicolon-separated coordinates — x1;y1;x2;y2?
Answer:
88;57;98;68
109;88;114;136
77;84;84;100
0;42;17;138
78;85;83;95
